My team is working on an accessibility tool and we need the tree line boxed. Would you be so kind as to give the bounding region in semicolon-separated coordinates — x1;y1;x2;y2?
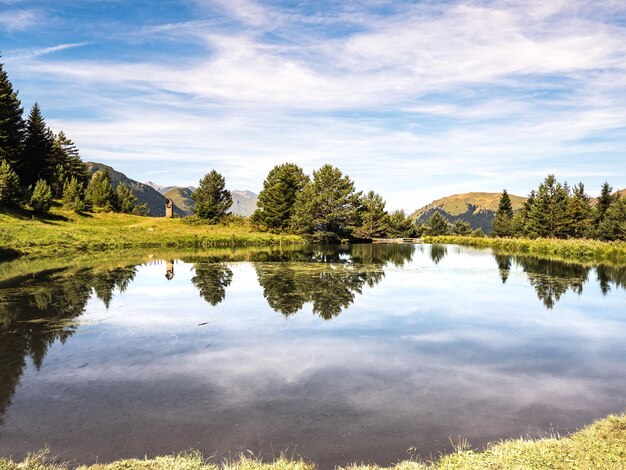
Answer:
0;58;146;215
192;163;418;242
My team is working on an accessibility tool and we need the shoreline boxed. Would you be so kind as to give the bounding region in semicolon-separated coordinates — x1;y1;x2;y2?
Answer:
1;413;624;470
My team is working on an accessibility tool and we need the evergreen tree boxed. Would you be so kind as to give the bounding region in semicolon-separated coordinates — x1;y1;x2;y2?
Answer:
595;182;615;227
252;163;308;230
596;196;626;241
520;190;537;237
493;189;515;237
115;183;137;214
21;103;53;188
425;212;450;236
526;175;570;238
451;220;472;236
354;190;389;239
567;182;593;238
291;164;362;242
471;227;485;237
62;177;86;212
0;59;25;170
0;160;21;205
86;169;116;212
30;179;52;213
192;170;232;223
387;210;418;238
50;131;89;197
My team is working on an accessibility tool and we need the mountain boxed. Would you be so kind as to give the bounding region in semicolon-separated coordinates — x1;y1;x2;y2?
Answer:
86;162;186;217
159;187;258;217
410;192;527;233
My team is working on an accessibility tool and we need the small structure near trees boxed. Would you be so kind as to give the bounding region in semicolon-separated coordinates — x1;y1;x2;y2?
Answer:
165;198;174;218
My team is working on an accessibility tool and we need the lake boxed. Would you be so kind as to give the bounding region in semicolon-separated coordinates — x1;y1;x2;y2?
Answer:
0;244;625;468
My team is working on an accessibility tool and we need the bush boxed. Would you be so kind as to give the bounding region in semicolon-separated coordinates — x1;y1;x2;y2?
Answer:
30;179;53;213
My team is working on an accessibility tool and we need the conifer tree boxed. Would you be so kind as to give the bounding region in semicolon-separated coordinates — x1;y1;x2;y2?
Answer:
595;182;615;227
0;160;21;205
115;183;137;214
192;170;232;223
87;169;116;212
425;212;450;236
451;220;472;236
50;131;89;197
252;163;308;230
354;191;389;239
387;210;418;238
493;189;515;237
291;164;362;242
30;179;52;213
567;182;593;238
526;175;570;238
21;103;53;188
0;58;25;170
596;197;626;241
62;177;86;212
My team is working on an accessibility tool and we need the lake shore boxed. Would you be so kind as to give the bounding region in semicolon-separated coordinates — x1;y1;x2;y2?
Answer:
1;413;624;470
424;235;626;265
0;207;304;259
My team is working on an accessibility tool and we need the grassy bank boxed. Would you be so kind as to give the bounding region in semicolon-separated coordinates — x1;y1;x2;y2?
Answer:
424;235;626;265
0;207;303;259
1;413;624;470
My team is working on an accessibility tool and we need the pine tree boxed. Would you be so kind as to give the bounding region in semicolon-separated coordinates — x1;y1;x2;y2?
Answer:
452;220;472;236
30;179;52;213
50;131;89;197
291;164;362;242
252;163;308;230
87;169;116;212
526;175;570;238
192;170;232;223
387;210;418;238
426;212;450;236
0;58;25;170
493;189;515;237
62;177;86;212
596;197;626;241
21;103;53;188
115;183;137;213
595;182;615;227
354;190;389;239
567;182;592;238
0;160;21;205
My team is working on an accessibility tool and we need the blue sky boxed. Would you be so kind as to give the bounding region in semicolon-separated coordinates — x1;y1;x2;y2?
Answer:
1;0;626;210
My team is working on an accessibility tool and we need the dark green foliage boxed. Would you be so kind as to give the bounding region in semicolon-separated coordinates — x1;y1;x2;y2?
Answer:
252;163;308;231
115;183;137;214
191;263;233;305
595;182;615;227
0;160;21;205
471;227;485;237
29;179;52;213
387;210;418;238
525;175;571;238
192;170;232;223
451;219;472;236
354;190;389;239
426;212;450;236
50;132;89;197
596;197;626;241
493;189;515;237
62;177;86;212
291;164;362;242
87;169;116;212
567;183;593;238
21;104;54;188
0;59;25;169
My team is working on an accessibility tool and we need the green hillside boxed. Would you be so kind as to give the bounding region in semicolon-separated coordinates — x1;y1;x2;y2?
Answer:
411;192;527;232
86;162;186;217
162;186;195;215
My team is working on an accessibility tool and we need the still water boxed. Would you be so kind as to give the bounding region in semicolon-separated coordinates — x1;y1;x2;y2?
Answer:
0;244;625;467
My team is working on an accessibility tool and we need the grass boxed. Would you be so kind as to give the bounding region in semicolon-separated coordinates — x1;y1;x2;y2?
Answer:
1;413;624;470
423;235;626;265
0;206;303;259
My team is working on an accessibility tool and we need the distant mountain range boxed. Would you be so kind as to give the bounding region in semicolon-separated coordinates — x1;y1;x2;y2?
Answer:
87;162;258;217
410;192;527;232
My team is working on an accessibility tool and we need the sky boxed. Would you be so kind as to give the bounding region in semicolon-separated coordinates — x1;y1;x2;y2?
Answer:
1;0;626;211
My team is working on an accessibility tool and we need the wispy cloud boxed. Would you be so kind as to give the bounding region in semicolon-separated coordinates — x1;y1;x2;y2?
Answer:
0;8;40;31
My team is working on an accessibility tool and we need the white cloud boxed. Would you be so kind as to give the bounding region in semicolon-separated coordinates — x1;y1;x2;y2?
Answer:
0;8;40;31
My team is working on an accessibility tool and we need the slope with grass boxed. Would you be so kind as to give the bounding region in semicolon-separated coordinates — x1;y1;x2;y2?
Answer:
0;206;303;259
410;192;527;232
0;413;624;470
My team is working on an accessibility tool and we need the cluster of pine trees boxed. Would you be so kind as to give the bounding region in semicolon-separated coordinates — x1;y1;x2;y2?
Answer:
493;175;626;241
0;59;145;215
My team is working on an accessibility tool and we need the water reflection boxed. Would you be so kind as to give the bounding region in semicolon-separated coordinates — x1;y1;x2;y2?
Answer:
191;263;234;306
